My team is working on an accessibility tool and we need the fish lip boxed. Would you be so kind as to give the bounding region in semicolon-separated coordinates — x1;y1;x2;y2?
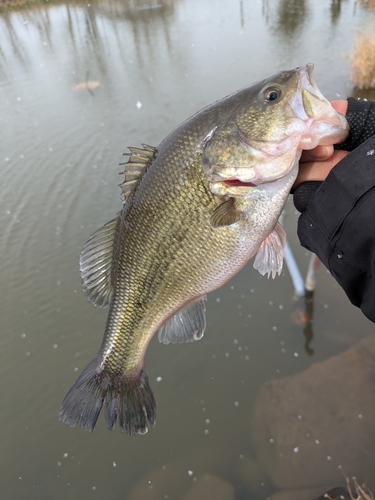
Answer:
287;63;349;146
298;63;320;99
284;63;325;122
299;63;316;87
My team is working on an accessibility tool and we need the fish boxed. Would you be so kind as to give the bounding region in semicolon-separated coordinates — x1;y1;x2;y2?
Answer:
59;64;348;435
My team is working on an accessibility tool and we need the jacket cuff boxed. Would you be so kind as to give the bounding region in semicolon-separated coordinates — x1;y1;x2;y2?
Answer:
335;97;375;151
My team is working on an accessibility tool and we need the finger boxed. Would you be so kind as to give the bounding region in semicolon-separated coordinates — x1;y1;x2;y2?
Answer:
294;150;349;188
296;160;336;185
300;145;333;163
330;100;348;115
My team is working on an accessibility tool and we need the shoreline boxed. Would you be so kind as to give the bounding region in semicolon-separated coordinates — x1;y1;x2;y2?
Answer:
0;0;85;13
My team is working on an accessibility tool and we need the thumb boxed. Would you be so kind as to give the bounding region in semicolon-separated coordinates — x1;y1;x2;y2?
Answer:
300;145;333;163
294;150;349;189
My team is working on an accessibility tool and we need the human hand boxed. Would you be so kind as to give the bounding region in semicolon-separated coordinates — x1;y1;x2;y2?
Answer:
293;100;349;190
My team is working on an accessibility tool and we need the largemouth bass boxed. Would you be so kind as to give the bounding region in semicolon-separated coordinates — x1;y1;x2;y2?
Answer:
59;64;348;435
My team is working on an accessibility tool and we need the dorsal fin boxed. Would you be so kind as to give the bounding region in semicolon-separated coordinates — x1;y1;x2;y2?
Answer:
80;216;121;308
118;143;157;203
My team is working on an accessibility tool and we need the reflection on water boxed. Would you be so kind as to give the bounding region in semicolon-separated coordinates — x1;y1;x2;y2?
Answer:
262;0;308;43
98;0;175;20
0;0;179;82
331;0;342;24
2;0;375;499
291;291;316;356
275;0;308;38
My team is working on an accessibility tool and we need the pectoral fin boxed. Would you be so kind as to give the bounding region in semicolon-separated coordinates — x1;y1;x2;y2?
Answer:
158;297;207;345
210;198;242;228
253;221;286;278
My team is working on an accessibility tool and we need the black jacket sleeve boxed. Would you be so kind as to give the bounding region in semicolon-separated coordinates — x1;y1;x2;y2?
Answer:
296;98;375;323
334;97;375;151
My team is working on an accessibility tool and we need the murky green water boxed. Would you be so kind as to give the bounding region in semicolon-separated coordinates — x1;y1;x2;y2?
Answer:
2;0;375;498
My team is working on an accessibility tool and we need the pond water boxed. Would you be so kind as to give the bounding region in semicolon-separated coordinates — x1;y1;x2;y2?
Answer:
2;0;375;498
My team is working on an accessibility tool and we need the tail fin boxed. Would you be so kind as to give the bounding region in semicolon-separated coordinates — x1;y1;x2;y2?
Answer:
59;357;156;435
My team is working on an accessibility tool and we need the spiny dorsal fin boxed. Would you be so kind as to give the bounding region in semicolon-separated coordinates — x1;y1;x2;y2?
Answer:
80;216;121;307
158;297;207;345
118;143;157;203
210;197;242;228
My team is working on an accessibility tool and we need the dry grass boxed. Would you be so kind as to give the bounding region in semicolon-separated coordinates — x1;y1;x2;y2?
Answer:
350;24;375;89
324;466;374;500
358;0;375;8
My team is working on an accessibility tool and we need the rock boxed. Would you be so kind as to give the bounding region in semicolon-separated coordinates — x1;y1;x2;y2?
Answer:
268;486;333;500
128;443;238;499
235;455;272;497
182;474;234;500
251;335;375;490
316;487;351;500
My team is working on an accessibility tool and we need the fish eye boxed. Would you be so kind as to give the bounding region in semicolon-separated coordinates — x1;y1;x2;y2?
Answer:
262;87;282;103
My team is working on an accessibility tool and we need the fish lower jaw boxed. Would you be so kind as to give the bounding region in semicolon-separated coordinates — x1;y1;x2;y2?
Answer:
295;111;349;149
299;123;348;149
298;134;320;150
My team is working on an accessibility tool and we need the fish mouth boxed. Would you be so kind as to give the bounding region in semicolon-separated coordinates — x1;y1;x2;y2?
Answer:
292;64;349;144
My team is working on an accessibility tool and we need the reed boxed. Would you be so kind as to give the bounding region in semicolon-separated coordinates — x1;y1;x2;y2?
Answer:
324;466;374;500
350;24;375;89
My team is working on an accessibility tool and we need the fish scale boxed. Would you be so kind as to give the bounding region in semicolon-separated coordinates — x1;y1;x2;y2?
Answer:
59;64;348;434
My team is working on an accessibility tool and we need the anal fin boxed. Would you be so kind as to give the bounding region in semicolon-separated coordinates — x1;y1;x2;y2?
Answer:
158;296;207;345
253;221;286;278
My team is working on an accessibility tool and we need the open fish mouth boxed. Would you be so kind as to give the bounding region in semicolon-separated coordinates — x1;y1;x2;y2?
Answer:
290;64;349;147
